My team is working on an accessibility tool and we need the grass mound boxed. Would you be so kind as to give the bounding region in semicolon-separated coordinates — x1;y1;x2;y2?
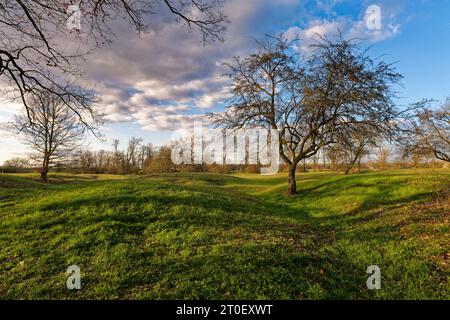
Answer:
0;170;448;299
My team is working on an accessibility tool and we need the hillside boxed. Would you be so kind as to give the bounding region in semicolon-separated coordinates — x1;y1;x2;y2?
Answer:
0;170;448;299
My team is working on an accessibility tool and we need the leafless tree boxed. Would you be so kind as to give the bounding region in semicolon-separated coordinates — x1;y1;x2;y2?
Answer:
2;157;30;169
126;136;143;172
9;91;95;181
0;0;228;124
213;35;402;195
112;139;120;156
403;101;450;162
375;145;391;170
139;143;154;169
327;126;378;174
79;150;96;169
145;145;177;173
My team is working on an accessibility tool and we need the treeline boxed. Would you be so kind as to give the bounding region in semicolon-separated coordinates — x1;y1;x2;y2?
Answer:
71;138;262;175
2;136;446;175
64;136;450;174
0;136;260;175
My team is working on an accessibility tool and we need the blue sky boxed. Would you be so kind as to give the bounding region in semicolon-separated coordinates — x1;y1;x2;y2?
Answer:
371;1;450;104
1;0;450;163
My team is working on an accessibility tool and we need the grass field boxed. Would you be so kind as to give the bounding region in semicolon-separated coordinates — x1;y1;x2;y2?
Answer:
0;169;448;299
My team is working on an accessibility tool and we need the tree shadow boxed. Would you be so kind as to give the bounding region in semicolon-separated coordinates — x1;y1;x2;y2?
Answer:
4;172;446;299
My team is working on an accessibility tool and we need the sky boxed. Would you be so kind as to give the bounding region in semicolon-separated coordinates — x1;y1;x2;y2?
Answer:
1;0;450;164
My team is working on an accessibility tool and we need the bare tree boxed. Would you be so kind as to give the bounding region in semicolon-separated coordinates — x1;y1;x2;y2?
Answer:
213;35;402;195
79;150;96;170
2;157;30;169
0;0;228;124
126;137;143;172
404;101;450;162
139;143;154;169
375;145;391;170
112;139;120;156
145;146;177;173
327;127;378;174
9;91;95;181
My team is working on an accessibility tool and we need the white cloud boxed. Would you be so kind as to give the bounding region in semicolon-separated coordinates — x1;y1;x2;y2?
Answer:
285;7;402;55
137;114;205;131
284;19;346;53
82;0;302;131
1;0;405;147
347;20;401;42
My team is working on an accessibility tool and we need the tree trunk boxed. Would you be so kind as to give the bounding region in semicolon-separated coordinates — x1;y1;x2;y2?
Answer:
323;151;326;170
344;166;351;175
344;157;358;175
40;170;48;182
345;146;364;175
41;154;50;182
287;166;297;196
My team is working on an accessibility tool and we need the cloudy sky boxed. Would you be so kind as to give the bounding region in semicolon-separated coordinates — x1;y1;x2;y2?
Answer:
1;0;450;163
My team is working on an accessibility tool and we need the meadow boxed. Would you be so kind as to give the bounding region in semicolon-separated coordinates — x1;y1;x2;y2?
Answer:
0;169;448;299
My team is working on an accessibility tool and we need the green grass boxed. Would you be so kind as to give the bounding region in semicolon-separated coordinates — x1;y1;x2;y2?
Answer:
0;169;448;299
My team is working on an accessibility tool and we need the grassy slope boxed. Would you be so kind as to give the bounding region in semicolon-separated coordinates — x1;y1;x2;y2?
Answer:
0;170;448;299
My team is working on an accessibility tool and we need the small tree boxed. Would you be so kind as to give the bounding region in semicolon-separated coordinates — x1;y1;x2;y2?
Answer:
10;92;96;181
214;35;402;195
126;137;143;173
145;146;177;173
139;143;154;169
2;157;30;169
327;127;378;174
375;145;390;170
404;101;450;163
1;157;30;173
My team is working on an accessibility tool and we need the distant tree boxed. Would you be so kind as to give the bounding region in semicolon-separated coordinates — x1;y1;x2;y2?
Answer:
3;157;29;168
146;146;177;173
139;143;154;169
73;138;155;174
2;157;30;170
214;35;402;195
112;139;121;164
400;143;434;168
96;150;107;172
0;0;228;125
404;101;450;163
10;91;96;181
110;139;126;174
327;127;378;174
126;137;143;172
375;145;391;170
79;150;96;170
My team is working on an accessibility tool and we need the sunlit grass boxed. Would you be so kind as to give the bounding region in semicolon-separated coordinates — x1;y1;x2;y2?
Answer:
0;169;448;299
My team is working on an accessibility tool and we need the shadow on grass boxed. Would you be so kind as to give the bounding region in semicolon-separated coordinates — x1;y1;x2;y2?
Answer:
1;171;446;299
